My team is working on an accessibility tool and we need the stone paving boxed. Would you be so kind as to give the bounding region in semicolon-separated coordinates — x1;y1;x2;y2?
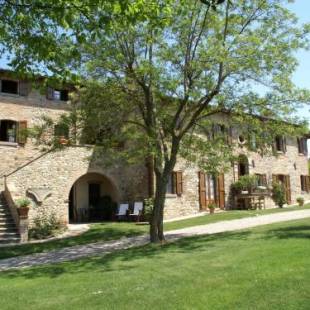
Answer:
1;209;310;271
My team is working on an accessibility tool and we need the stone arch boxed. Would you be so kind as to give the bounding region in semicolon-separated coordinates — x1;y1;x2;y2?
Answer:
67;171;120;223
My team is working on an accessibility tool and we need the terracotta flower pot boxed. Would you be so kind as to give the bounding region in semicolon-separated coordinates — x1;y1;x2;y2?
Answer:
209;208;215;214
59;137;68;145
18;207;29;219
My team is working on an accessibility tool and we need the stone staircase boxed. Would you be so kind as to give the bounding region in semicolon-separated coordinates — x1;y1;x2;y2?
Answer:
0;194;20;244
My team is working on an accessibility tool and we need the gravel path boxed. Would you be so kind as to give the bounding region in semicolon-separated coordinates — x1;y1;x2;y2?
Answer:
1;209;310;271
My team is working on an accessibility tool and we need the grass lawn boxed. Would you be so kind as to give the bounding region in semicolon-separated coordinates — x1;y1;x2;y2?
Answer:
0;219;310;309
0;204;309;260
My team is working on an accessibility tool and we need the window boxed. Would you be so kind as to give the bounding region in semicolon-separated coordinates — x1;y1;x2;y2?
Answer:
275;136;286;153
54;89;69;101
166;171;183;196
297;138;308;156
1;79;18;94
300;175;310;193
238;155;249;178
47;87;69;101
255;174;267;187
0;120;17;142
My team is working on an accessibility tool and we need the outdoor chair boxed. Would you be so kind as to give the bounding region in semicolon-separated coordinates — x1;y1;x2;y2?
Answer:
115;203;129;221
129;201;143;222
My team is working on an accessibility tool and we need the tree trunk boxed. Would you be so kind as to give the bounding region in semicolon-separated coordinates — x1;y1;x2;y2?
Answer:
150;171;168;243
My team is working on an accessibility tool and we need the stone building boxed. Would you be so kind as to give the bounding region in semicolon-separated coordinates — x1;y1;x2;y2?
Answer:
0;70;309;242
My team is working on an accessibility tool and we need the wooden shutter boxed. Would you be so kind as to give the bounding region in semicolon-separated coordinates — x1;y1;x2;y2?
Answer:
297;138;302;154
272;174;278;183
300;176;305;191
283;136;287;153
306;176;310;193
19;80;31;96
262;174;267;186
226;126;233;145
46;87;54;100
17;120;28;144
217;173;225;209
285;175;291;204
198;172;207;210
175;171;183;196
303;138;308;156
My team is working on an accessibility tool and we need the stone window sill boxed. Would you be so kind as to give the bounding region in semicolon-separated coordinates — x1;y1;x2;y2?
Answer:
166;194;178;199
0;92;20;98
0;141;18;147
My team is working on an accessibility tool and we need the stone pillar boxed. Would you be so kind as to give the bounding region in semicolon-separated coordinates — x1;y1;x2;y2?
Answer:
19;217;29;243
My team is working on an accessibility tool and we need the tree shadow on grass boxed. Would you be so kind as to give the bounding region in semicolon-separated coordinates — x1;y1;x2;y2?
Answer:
263;225;310;240
0;225;146;260
0;230;251;280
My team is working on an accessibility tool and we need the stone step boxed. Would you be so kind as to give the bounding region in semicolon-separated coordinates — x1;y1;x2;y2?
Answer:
0;238;20;244
0;226;18;232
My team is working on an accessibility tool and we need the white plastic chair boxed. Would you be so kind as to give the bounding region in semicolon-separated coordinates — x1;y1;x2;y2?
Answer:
115;203;129;220
129;202;143;222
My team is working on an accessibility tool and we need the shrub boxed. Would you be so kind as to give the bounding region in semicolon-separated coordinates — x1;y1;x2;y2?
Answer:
29;212;63;240
231;175;258;193
296;197;304;206
208;203;217;209
272;182;286;208
15;198;31;208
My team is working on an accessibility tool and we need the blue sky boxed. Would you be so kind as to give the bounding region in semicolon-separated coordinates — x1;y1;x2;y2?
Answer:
287;0;310;123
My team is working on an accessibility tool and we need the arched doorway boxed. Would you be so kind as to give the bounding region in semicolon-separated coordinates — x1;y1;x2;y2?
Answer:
68;172;119;223
238;155;249;178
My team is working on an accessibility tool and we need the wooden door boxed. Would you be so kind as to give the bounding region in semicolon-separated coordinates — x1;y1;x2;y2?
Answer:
198;172;207;211
217;174;225;209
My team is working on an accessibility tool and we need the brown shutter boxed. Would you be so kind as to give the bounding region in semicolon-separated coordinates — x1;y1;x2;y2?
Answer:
217;173;225;209
175;171;183;196
306;176;310;193
272;174;278;183
297;138;302;154
303;138;308;156
19;80;31;96
46;87;54;100
17;120;28;144
301;176;304;191
198;172;207;210
283;136;287;153
262;174;267;186
285;175;291;204
227;126;233;145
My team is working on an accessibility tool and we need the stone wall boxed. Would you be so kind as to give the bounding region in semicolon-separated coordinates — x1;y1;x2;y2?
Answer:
0;92;69;190
6;146;149;226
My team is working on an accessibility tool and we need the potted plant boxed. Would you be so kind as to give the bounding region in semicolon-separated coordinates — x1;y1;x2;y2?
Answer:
208;203;217;214
296;197;304;207
231;175;258;194
16;197;31;218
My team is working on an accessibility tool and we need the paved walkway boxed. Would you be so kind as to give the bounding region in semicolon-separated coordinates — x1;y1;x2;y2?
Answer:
1;209;310;271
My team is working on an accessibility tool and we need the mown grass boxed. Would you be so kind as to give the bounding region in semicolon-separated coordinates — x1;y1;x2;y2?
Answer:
0;204;309;260
1;218;310;309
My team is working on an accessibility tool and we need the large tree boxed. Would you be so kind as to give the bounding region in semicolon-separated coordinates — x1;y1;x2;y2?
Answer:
1;0;309;242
